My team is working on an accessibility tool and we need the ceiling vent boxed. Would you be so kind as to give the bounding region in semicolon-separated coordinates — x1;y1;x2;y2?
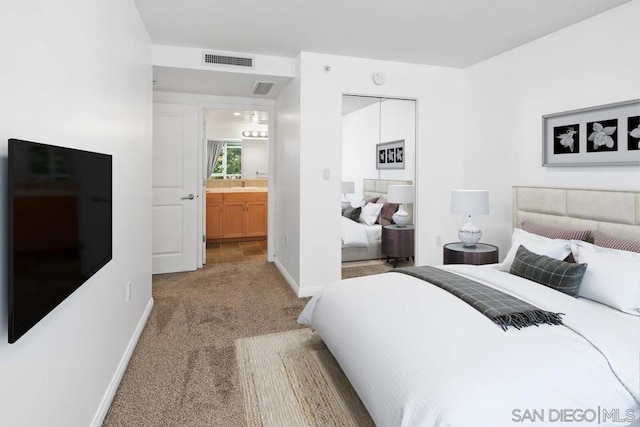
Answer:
251;81;276;96
201;51;254;69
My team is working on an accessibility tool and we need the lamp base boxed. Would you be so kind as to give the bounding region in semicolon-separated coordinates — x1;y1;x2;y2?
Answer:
392;207;410;227
458;215;482;247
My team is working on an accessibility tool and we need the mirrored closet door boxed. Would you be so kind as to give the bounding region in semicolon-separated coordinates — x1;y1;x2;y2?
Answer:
341;95;416;270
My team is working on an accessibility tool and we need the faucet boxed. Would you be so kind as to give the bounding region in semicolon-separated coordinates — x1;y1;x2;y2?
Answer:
242;181;245;188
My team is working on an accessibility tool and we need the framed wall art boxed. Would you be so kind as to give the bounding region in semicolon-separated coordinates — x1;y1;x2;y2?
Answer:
376;140;405;170
542;99;640;167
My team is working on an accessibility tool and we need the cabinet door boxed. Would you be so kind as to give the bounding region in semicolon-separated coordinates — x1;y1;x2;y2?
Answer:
245;200;267;237
222;201;246;238
206;202;223;239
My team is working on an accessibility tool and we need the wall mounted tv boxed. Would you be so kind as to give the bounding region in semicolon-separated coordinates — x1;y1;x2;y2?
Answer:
8;139;112;343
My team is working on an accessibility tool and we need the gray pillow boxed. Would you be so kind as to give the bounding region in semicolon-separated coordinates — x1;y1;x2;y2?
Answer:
342;206;361;222
509;245;587;297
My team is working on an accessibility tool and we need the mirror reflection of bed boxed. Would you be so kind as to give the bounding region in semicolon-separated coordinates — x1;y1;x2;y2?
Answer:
341;179;414;274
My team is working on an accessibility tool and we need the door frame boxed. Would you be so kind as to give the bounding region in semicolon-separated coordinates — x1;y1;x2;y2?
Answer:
197;102;276;267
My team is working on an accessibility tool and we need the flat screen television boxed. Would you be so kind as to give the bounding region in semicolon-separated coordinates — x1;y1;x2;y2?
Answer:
8;139;112;343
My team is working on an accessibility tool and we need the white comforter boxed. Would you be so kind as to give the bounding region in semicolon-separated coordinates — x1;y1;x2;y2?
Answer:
298;264;640;427
341;216;381;248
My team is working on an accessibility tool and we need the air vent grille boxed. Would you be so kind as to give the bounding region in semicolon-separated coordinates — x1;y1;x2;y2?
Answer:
252;81;276;96
202;51;254;68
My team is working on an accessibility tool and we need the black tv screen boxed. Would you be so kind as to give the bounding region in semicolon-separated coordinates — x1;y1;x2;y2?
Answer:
8;139;112;343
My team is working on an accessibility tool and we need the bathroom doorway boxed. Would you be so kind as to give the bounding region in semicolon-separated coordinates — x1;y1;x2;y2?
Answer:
203;108;270;264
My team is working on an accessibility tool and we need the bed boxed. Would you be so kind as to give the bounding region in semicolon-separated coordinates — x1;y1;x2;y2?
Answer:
342;178;413;262
302;187;640;426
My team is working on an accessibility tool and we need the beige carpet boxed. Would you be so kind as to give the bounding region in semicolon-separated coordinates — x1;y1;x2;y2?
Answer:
103;261;310;426
103;259;383;426
236;329;374;427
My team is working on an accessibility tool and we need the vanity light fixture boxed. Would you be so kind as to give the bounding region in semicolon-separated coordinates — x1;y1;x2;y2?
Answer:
242;130;268;138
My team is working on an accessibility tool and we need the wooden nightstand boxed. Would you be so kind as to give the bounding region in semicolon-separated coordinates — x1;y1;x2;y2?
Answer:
382;225;415;268
443;242;498;265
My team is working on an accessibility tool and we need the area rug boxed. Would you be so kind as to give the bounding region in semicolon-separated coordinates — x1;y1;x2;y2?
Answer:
235;329;375;427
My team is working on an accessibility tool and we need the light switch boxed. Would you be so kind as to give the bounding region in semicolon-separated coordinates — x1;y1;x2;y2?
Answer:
323;168;330;180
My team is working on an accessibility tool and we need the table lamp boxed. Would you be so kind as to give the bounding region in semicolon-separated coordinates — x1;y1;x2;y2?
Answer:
387;185;415;227
451;189;489;247
341;181;355;210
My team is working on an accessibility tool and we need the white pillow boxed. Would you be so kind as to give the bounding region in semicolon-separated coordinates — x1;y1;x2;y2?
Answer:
359;202;383;226
571;240;640;315
341;216;369;247
499;228;572;272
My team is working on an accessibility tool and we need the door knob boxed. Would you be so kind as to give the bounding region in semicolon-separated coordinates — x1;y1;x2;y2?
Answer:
181;194;195;200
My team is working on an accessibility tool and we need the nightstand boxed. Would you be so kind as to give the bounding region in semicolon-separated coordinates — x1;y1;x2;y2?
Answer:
382;225;415;268
443;242;498;265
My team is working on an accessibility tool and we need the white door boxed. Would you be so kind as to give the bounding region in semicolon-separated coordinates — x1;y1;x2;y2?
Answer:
152;103;199;274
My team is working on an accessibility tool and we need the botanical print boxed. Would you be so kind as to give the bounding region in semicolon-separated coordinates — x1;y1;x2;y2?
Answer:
553;124;579;154
376;140;405;169
587;119;617;152
379;149;386;164
628;116;640;151
386;148;395;163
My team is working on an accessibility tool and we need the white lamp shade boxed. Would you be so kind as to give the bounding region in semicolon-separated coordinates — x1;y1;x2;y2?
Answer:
451;190;489;216
341;181;355;194
387;185;415;204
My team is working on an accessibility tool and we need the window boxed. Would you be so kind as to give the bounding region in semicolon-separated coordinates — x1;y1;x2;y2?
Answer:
210;142;242;179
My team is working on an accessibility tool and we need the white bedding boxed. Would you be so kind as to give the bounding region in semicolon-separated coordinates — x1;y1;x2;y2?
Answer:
298;264;640;427
341;216;381;248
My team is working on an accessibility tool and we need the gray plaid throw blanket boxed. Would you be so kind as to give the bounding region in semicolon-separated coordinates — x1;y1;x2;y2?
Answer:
394;266;564;331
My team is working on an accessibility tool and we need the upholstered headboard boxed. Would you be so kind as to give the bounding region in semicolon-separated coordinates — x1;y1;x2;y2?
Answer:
513;186;640;242
363;178;414;223
363;178;413;200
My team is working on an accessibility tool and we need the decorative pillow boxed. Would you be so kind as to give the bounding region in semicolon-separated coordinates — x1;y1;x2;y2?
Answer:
341;216;369;248
378;202;399;226
593;231;640;253
499;228;572;272
521;220;591;241
363;195;379;205
571;240;640;315
342;206;362;222
509;245;587;297
359;202;384;226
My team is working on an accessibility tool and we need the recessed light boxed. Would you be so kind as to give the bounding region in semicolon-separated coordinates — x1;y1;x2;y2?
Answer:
233;112;241;116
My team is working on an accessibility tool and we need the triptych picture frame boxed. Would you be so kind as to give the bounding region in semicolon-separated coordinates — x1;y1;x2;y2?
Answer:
542;99;640;167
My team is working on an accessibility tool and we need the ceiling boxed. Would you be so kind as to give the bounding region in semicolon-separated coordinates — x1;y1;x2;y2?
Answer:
139;0;630;98
134;0;630;68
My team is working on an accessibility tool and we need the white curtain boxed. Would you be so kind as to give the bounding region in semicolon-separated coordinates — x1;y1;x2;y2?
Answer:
206;140;224;178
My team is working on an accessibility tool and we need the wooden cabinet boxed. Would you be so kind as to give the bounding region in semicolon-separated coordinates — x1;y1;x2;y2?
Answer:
206;191;267;242
206;193;223;240
382;225;415;268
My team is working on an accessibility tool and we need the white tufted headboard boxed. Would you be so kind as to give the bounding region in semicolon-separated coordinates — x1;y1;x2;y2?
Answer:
513;186;640;242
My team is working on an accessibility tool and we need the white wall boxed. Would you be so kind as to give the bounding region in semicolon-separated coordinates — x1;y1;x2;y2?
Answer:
295;52;464;296
274;70;302;289
464;0;640;259
0;1;152;426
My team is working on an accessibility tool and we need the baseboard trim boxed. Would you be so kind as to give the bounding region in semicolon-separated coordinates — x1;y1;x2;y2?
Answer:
274;257;300;296
90;297;154;427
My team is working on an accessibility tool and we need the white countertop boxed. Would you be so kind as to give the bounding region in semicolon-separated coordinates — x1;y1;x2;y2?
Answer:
206;187;267;193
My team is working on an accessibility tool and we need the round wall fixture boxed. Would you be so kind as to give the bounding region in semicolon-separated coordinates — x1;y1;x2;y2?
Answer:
372;72;385;85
